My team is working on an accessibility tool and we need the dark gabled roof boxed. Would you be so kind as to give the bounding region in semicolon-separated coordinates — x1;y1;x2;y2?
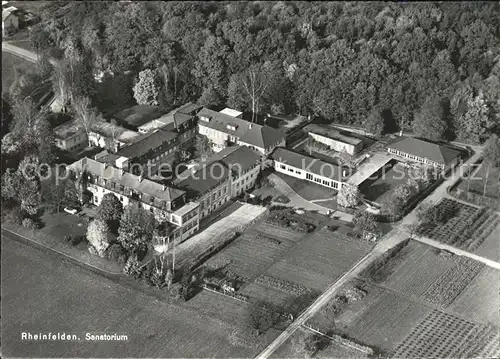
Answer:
198;107;251;138
239;125;286;150
174;146;261;198
198;107;285;149
117;128;178;158
206;146;262;176
387;137;461;165
177;102;202;115
68;157;185;204
270;147;345;182
176;160;230;198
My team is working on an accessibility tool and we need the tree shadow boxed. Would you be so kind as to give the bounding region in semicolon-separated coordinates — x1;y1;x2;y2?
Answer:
361;183;392;202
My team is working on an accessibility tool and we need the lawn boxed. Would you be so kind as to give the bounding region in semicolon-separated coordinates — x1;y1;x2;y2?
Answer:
359;160;410;203
474;220;500;262
274;171;337;201
460;164;500;199
2;238;256;358
8;39;34;52
250;184;290;204
2;211;121;274
1;51;35;96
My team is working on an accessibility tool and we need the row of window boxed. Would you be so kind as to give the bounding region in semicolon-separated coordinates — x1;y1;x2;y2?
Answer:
389;148;442;167
151;146;178;163
90;179;170;211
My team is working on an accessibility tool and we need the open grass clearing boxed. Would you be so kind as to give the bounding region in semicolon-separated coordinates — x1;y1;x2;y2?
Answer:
473;220;500;262
448;266;500;326
2;239;256;358
459;164;500;199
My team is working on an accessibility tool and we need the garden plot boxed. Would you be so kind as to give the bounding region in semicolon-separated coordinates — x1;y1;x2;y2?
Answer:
453;325;500;359
391;310;481;358
449;267;500;325
360;241;456;298
203;228;298;281
421;257;484;308
345;290;432;352
263;228;373;292
418;198;480;245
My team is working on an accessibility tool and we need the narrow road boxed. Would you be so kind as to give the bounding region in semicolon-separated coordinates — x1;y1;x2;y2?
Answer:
412;235;500;270
2;42;62;109
256;144;485;359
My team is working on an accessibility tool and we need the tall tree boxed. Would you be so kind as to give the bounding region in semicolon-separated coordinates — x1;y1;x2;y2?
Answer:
412;95;447;141
87;219;111;257
133;69;161;106
97;193;124;231
72;96;101;147
337;184;360;208
483;134;500;167
364;110;385;138
117;205;156;253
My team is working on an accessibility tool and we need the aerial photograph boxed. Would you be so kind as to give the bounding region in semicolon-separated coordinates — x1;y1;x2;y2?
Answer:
1;1;499;358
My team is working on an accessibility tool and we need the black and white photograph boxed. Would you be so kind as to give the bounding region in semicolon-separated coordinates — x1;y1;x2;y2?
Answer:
1;1;499;358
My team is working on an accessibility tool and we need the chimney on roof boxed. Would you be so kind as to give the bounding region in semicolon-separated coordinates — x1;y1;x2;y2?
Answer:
249;123;253;129
163;184;167;191
139;174;144;183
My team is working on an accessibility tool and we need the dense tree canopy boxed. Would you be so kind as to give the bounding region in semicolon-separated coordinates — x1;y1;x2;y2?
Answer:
33;2;500;141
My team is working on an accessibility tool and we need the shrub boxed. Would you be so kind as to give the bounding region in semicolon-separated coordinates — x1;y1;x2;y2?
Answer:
106;243;128;264
123;254;142;279
22;218;39;229
3;207;23;225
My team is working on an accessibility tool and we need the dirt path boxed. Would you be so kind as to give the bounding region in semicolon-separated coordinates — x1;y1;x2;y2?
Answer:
255;144;486;359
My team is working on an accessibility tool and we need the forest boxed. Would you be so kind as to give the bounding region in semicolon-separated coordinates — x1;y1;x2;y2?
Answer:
24;1;500;143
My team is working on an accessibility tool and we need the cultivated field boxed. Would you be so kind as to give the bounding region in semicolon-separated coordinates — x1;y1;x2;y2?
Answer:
204;222;303;281
202;213;373;314
239;226;373;309
391;310;484;358
449;267;500;326
344;290;432;352
360;240;485;309
418;199;499;252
